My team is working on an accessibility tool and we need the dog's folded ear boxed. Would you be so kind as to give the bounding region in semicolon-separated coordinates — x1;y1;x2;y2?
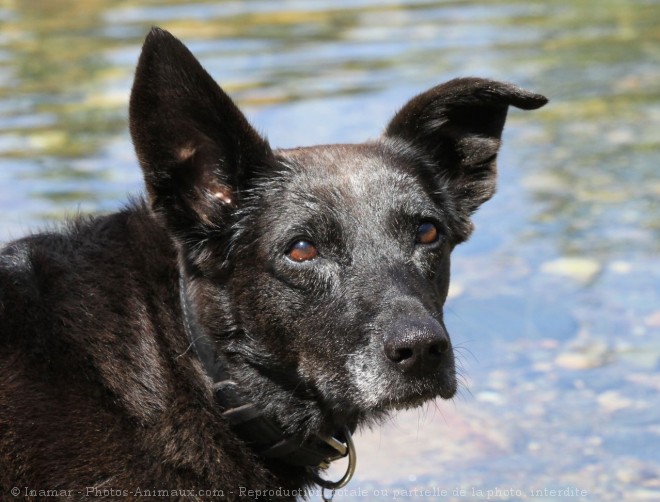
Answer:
129;28;272;244
384;78;547;217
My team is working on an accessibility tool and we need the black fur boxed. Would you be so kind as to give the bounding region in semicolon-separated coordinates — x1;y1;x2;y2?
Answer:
0;28;546;500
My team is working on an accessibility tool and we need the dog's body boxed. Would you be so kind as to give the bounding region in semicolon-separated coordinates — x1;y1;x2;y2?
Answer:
0;29;546;499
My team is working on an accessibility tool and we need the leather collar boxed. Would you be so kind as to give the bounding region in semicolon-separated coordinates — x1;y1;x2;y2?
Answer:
178;275;355;486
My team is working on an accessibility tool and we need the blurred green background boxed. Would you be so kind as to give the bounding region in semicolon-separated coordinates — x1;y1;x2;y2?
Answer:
0;1;658;500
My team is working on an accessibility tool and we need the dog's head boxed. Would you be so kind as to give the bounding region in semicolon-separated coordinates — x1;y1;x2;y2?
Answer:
130;29;546;436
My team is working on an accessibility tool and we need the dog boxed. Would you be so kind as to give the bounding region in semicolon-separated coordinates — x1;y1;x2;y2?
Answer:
0;27;546;500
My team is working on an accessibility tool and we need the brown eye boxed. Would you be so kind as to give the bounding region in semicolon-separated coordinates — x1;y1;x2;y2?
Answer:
416;222;439;244
287;240;318;262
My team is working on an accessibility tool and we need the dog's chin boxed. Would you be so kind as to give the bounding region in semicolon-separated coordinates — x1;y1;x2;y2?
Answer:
366;375;457;414
389;384;456;412
231;353;455;438
303;380;449;438
321;372;457;435
326;387;454;439
344;353;457;422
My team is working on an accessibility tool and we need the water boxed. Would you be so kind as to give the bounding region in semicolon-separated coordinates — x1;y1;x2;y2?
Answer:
1;1;658;500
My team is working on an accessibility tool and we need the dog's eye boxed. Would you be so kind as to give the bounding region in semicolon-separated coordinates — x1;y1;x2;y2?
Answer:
287;240;318;262
416;222;439;245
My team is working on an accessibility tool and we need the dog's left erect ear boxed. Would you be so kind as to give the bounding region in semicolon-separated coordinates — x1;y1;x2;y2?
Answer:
129;28;272;242
384;78;547;216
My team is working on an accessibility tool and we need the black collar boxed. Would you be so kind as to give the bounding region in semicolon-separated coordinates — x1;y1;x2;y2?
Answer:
178;275;355;489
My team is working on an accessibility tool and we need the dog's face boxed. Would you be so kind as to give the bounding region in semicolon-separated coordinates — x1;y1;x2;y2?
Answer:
230;144;457;416
130;29;546;435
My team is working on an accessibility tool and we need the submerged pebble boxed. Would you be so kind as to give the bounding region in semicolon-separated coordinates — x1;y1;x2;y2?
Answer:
475;391;505;405
541;257;601;283
596;390;633;413
609;260;632;274
555;339;612;370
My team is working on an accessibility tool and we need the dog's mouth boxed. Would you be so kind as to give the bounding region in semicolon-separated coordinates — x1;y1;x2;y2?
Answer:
375;372;456;410
344;349;457;418
392;374;457;408
316;371;456;439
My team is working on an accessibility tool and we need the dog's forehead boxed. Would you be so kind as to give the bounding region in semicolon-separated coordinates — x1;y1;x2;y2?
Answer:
275;143;423;207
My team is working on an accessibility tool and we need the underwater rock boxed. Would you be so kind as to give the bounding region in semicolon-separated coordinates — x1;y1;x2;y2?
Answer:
541;257;601;284
555;338;612;370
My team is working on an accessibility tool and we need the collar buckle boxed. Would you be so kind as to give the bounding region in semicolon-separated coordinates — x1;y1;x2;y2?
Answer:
308;426;356;490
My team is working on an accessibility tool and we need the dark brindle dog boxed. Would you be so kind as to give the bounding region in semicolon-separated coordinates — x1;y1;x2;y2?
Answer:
0;28;546;500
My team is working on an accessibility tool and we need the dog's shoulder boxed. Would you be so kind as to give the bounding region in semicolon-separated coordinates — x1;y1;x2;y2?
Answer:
0;201;170;336
0;201;183;415
0;201;289;493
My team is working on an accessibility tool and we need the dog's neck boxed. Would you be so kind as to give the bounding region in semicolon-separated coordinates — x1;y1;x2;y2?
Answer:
177;273;355;489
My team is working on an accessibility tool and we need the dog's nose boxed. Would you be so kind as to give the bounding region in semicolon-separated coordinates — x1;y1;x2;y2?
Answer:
383;317;450;375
